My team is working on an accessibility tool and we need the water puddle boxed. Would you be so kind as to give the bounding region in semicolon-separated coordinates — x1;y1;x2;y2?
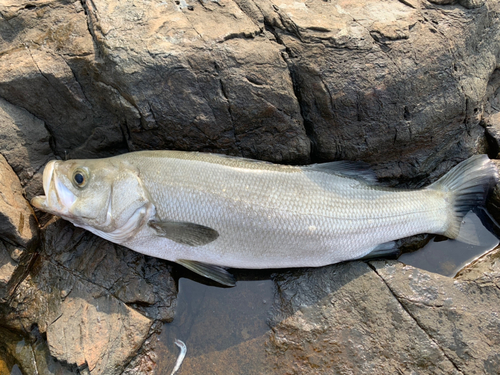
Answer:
399;210;499;276
154;276;274;374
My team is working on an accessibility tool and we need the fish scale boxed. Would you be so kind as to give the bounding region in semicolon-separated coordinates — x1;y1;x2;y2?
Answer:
124;153;447;268
31;151;498;285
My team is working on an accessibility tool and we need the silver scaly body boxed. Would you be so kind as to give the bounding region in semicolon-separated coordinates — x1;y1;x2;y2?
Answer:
122;152;446;268
32;151;498;285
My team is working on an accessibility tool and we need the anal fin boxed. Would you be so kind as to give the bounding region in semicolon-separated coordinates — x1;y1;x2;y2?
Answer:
177;259;236;287
360;241;400;260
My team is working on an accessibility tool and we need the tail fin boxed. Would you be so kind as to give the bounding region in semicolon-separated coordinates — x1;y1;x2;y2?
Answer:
427;155;498;243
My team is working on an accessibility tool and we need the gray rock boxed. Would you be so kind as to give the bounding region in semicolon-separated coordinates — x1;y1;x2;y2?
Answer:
0;97;54;199
372;254;500;374
0;0;498;174
265;246;500;374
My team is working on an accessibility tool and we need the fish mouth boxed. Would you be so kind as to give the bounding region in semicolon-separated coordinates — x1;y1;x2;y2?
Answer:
31;160;76;215
31;160;55;210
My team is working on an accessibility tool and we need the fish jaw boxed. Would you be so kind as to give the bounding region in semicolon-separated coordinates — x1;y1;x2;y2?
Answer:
31;160;77;217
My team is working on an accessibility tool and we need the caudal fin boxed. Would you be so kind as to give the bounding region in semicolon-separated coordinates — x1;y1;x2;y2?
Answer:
427;155;498;243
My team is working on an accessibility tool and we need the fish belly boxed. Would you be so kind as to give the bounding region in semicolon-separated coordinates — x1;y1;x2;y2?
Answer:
124;154;447;269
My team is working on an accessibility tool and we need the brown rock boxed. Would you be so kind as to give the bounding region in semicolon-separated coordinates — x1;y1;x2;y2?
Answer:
46;282;152;374
265;245;500;374
0;154;38;302
0;154;38;248
5;252;154;375
372;253;500;374
268;263;460;374
0;325;74;375
1;219;177;375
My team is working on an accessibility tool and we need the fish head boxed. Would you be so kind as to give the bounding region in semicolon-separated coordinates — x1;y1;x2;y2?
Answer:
31;158;153;237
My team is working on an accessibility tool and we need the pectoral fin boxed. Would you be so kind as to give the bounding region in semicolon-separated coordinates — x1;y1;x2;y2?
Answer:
177;259;236;287
149;220;219;246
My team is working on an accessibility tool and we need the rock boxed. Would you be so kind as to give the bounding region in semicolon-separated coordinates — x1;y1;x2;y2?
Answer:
266;247;500;374
5;258;153;375
0;325;75;375
0;97;54;200
1;219;177;375
486;159;500;223
42;219;178;323
0;154;38;303
269;0;498;180
267;262;461;374
0;0;497;174
372;255;500;374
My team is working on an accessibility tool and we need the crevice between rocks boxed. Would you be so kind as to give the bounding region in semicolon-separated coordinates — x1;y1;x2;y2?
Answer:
367;261;465;374
261;19;319;162
79;0;105;60
214;61;241;156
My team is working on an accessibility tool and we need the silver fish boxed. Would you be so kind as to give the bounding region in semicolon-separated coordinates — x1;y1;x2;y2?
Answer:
31;151;498;286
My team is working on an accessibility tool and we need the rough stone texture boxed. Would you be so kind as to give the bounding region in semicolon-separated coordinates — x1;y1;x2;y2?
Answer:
0;326;75;375
1;219;177;375
0;0;498;174
0;97;54;200
267;263;461;374
0;154;38;303
372;257;500;374
265;247;500;374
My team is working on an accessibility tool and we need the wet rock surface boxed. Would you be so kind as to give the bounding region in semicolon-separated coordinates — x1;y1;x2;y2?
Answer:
0;0;500;373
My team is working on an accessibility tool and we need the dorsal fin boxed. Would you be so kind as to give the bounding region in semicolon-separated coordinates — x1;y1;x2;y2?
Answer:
305;161;377;184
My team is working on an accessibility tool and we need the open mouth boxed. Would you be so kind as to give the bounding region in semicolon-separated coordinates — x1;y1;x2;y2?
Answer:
31;161;76;213
42;160;56;197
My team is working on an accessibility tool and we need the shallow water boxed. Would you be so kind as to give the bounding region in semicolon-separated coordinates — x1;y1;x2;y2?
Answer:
3;210;500;374
399;210;499;276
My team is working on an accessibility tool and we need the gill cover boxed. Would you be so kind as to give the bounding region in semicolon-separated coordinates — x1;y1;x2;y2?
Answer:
73;165;155;244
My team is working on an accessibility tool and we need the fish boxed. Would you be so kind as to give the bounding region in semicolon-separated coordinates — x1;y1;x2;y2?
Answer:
31;151;498;286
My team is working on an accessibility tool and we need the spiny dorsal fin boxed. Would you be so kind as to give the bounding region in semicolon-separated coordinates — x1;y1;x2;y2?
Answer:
305;161;377;184
148;220;219;246
177;259;236;287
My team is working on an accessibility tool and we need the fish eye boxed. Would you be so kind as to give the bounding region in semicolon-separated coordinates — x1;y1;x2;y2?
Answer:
72;168;88;188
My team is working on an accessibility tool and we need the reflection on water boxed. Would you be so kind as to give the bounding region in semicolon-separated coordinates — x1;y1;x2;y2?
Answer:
166;277;273;356
399;210;499;276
